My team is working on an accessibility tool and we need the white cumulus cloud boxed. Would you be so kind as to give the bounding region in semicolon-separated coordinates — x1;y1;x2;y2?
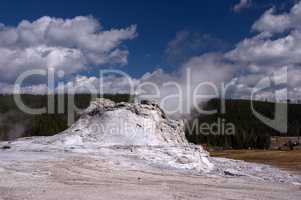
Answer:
252;2;301;33
233;0;252;13
226;1;301;101
0;16;137;83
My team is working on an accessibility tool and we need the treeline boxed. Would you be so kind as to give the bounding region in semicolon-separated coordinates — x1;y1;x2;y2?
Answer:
0;94;133;140
185;99;301;149
1;95;301;149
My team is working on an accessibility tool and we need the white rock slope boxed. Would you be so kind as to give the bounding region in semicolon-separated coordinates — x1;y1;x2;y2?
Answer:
51;98;189;146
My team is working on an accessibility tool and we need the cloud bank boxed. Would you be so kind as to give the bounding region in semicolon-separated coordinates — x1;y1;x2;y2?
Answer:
51;1;301;104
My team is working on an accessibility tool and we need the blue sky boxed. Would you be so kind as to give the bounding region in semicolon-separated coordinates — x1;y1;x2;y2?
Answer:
0;0;293;77
0;0;300;102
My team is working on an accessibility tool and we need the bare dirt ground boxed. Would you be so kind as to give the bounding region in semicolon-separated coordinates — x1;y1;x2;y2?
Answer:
210;150;301;175
0;154;300;200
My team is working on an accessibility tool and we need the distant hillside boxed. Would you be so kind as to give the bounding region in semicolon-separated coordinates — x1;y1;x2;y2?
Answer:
185;99;301;149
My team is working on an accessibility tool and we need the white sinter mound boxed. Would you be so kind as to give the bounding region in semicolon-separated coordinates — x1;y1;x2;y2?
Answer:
51;98;189;146
3;98;214;173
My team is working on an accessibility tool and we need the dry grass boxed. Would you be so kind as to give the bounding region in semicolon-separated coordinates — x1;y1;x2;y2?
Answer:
210;150;301;174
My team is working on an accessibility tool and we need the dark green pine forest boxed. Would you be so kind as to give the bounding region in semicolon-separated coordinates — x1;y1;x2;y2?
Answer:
186;99;301;149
